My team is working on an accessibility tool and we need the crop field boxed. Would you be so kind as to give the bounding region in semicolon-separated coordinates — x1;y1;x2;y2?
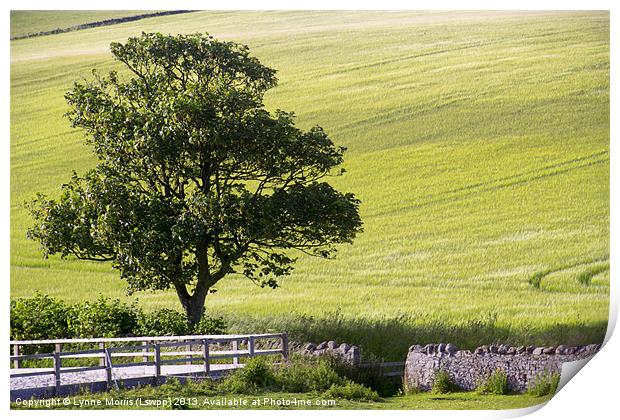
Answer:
9;10;160;38
10;11;609;359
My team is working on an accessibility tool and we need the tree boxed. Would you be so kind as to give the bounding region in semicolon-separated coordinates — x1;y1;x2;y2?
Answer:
27;32;363;325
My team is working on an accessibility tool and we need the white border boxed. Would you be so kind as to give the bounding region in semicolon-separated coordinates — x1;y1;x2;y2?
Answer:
2;1;617;419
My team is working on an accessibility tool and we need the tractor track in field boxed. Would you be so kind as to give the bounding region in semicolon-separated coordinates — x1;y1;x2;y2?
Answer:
370;151;609;217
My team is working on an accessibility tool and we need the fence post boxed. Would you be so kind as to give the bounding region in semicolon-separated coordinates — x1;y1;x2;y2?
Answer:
232;339;239;366
142;341;148;363
13;344;20;369
202;339;210;374
248;336;255;358
53;351;61;395
186;342;192;366
281;333;289;362
104;348;112;389
154;343;161;383
55;343;62;353
99;342;106;367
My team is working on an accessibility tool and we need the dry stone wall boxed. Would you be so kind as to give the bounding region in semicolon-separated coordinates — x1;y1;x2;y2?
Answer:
404;343;601;393
255;339;361;366
299;341;361;366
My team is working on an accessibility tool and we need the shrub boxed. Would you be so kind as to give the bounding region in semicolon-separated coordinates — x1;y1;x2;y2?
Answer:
192;314;227;335
220;357;277;393
275;355;344;392
331;353;401;397
477;369;511;395
10;292;70;353
432;370;459;394
67;296;140;338
219;373;257;394
137;308;191;336
323;380;380;401
302;358;345;391
242;356;277;388
527;372;560;397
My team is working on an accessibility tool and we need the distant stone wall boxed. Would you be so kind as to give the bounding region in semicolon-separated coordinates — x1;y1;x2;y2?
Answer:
299;341;361;366
11;11;195;40
255;339;361;366
404;343;601;393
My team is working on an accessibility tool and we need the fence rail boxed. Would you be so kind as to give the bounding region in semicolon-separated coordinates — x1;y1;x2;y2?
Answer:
360;361;405;378
10;333;288;395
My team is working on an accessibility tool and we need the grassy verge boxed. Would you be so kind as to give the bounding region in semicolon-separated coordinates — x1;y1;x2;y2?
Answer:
11;382;553;410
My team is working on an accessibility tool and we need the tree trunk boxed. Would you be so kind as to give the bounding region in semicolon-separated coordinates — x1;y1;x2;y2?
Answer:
174;242;230;327
174;286;207;327
172;280;207;327
186;295;206;327
184;240;213;326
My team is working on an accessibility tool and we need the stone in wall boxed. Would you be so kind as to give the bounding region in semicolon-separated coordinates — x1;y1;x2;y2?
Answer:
300;341;361;366
404;343;601;393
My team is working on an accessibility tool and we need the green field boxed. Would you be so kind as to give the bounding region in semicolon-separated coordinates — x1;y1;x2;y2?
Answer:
10;11;610;359
9;10;161;38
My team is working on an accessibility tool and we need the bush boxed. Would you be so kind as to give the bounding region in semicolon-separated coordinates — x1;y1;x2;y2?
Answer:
241;356;277;388
323;380;380;401
432;370;460;394
275;355;344;393
67;296;140;338
477;369;511;395
220;357;277;393
10;292;70;353
303;358;346;391
10;293;233;342
527;372;560;397
137;308;191;336
329;352;401;397
192;313;227;335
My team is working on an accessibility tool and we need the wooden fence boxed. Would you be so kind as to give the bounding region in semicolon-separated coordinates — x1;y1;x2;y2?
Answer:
10;333;288;395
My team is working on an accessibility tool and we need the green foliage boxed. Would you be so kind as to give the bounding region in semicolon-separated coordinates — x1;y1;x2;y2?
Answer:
323;352;400;397
527;372;560;397
477;369;511;395
221;354;354;395
136;308;191;336
67;295;140;338
191;313;227;335
220;357;277;393
239;357;277;388
26;31;362;325
432;370;460;394
10;294;222;343
323;380;380;401
10;292;70;353
11;293;230;340
276;356;344;393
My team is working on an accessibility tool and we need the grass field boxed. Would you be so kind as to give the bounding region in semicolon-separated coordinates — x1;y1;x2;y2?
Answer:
9;10;158;38
10;11;610;359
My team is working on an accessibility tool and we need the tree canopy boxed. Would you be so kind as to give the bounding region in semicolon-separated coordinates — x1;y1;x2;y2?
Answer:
27;32;363;324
